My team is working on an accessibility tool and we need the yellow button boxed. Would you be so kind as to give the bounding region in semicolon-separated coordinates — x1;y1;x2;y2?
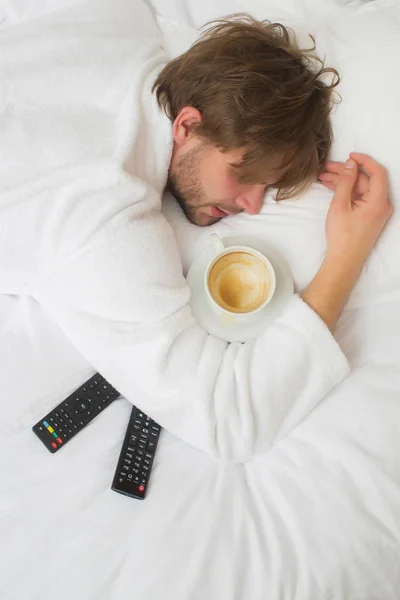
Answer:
47;426;54;433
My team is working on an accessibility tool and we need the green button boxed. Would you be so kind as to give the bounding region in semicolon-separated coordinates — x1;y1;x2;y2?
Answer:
52;431;58;438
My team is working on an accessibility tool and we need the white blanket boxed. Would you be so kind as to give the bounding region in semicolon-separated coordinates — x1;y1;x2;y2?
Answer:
1;0;400;598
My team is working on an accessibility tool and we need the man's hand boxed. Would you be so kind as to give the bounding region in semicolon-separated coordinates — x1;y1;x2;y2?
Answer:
302;153;393;332
319;158;370;200
320;153;392;264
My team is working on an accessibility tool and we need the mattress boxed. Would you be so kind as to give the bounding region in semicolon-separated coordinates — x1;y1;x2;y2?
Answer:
1;1;400;599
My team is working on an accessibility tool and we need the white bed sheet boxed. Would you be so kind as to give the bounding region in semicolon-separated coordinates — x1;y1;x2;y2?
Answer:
1;0;400;598
1;254;400;600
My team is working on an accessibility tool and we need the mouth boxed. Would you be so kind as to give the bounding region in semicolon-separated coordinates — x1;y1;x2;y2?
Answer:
210;206;230;218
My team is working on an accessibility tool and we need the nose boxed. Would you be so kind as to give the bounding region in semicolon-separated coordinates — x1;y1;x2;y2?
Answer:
235;184;266;215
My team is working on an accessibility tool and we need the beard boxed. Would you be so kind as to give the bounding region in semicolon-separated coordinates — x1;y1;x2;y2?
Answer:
167;146;217;226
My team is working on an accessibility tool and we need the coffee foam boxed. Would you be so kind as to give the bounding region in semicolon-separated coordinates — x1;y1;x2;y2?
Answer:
208;251;271;313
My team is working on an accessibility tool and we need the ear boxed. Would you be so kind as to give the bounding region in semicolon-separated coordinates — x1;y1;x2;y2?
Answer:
172;106;202;148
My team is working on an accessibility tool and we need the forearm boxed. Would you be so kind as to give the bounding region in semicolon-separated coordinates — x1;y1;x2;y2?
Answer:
32;214;350;463
301;254;364;333
35;268;350;462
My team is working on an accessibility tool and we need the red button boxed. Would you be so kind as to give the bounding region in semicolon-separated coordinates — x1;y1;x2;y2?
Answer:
51;442;57;449
56;437;63;444
138;485;145;492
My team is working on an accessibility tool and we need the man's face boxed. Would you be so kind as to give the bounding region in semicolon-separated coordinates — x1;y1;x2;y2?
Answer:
168;140;272;227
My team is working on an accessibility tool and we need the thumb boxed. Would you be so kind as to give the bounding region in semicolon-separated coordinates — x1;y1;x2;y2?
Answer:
333;158;358;207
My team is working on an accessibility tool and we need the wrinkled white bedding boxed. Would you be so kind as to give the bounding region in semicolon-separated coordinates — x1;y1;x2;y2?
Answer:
1;1;400;599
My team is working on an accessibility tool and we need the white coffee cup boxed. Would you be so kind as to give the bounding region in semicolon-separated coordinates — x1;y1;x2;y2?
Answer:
204;233;276;322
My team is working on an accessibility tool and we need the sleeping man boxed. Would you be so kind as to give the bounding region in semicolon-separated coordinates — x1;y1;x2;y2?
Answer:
0;1;392;461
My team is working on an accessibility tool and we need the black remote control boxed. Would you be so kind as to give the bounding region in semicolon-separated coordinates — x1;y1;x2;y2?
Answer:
111;405;161;500
32;373;120;453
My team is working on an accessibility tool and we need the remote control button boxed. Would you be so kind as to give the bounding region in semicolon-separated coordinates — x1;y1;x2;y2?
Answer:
124;458;132;465
43;420;50;427
133;424;140;431
144;421;151;428
142;428;149;434
138;485;145;492
134;475;140;482
132;468;139;474
151;425;160;433
129;435;138;445
147;440;156;452
102;384;108;390
140;477;146;484
137;412;144;419
144;459;151;466
76;398;90;413
138;442;146;450
56;437;63;444
52;431;58;439
126;452;133;460
51;442;57;449
145;452;153;460
134;462;140;468
150;431;158;438
96;390;101;396
134;419;142;425
127;474;133;480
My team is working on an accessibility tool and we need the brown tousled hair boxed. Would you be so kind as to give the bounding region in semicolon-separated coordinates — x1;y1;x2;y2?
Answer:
153;14;340;200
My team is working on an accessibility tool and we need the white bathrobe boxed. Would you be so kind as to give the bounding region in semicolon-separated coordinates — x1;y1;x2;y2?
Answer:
0;0;349;462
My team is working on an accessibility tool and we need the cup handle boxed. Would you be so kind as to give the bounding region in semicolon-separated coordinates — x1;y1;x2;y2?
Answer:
210;233;225;255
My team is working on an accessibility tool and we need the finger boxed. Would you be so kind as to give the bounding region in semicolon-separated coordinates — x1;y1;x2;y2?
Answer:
320;180;336;192
349;152;388;199
354;171;370;196
332;157;358;208
319;172;339;184
324;161;344;175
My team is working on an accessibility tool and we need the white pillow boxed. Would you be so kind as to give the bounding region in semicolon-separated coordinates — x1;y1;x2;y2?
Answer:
147;0;373;28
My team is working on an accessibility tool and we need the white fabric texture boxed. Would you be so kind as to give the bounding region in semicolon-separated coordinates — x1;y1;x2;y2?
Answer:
1;292;400;600
1;0;400;598
0;0;350;463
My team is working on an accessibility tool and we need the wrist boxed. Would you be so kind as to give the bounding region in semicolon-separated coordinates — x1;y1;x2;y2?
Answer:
301;252;363;333
324;248;365;277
